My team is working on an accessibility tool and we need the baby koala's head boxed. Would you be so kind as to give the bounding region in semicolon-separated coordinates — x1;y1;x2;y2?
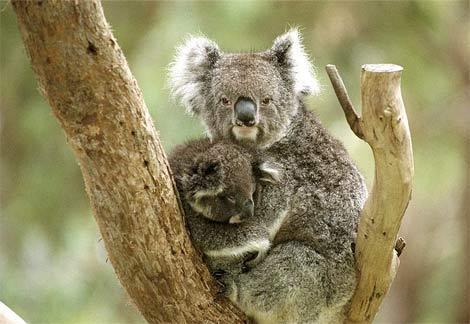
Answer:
179;142;280;224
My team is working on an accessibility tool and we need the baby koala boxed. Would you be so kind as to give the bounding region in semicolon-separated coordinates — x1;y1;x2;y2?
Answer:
169;139;280;279
171;139;256;225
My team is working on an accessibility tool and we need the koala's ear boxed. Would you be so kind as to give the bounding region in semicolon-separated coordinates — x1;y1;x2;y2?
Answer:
168;35;221;115
256;161;282;184
198;159;221;177
270;28;320;96
188;158;224;198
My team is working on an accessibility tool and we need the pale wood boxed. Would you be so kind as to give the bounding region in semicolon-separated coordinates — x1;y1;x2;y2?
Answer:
325;65;364;139
0;302;26;324
327;64;414;323
12;1;244;323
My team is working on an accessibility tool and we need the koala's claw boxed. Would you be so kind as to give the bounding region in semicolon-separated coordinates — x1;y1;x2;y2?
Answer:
212;269;228;297
212;269;227;280
215;280;227;296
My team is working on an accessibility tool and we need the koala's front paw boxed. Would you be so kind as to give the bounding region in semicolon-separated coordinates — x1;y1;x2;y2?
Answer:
212;269;237;302
212;270;228;300
212;269;230;293
214;282;227;300
212;269;227;295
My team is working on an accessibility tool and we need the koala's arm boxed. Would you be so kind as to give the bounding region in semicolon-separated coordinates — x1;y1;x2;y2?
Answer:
228;241;356;324
185;212;271;260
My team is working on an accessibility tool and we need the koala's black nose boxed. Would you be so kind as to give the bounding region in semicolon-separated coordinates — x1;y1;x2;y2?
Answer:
234;97;256;127
242;199;254;218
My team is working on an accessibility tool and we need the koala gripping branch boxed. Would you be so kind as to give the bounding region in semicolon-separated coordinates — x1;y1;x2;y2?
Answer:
327;64;414;323
12;1;245;323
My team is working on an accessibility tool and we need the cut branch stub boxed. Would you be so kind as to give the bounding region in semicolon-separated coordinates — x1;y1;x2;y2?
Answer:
327;64;414;323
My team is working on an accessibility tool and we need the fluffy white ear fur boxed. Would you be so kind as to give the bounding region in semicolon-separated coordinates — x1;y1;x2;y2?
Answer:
271;28;320;96
168;36;220;115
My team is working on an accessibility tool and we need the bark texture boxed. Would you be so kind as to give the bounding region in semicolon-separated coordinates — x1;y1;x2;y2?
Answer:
12;1;244;323
327;64;414;323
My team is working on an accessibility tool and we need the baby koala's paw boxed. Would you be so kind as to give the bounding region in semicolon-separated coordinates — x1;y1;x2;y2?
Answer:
212;269;227;290
212;269;238;302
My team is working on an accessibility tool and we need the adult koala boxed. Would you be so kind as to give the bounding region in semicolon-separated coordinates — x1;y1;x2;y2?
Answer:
169;29;367;324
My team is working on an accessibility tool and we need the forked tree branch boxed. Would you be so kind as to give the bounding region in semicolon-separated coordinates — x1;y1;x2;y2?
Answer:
12;1;244;323
327;64;414;323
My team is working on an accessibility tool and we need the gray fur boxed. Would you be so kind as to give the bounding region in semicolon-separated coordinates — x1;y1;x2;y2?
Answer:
168;139;279;273
169;28;367;323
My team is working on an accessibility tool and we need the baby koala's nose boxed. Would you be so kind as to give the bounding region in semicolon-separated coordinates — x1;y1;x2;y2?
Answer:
235;97;256;127
242;199;254;218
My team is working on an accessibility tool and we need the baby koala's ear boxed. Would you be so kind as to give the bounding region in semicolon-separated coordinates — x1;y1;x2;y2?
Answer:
256;161;282;184
185;156;220;177
197;159;221;177
182;157;225;200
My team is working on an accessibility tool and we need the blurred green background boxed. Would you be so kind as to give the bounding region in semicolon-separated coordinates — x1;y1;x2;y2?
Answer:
1;1;468;323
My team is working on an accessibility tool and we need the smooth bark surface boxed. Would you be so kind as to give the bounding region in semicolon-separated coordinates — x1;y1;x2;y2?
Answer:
12;1;244;323
327;64;414;323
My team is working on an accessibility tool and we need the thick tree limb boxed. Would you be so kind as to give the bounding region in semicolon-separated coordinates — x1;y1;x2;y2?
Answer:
327;64;414;323
12;1;244;323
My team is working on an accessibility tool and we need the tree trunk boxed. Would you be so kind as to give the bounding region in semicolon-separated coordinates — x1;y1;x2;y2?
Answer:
12;1;244;323
326;64;414;323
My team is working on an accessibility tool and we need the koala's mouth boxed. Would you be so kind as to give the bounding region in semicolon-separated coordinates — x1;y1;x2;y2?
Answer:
231;125;259;142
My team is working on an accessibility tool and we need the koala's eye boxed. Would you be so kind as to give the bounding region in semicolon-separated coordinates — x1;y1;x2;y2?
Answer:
220;195;236;204
226;196;236;204
220;96;231;106
261;97;272;105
